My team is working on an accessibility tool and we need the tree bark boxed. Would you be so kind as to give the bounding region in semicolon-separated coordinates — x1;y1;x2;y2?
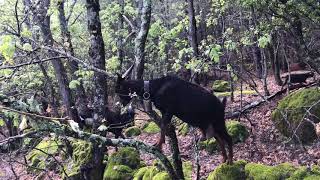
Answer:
131;0;152;80
186;0;200;83
57;0;89;117
117;0;125;70
85;0;108;179
33;0;80;123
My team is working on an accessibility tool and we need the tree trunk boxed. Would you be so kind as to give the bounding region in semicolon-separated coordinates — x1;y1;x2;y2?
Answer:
131;0;152;80
117;0;125;70
23;0;59;117
268;34;282;86
186;0;199;83
57;0;89;117
85;0;108;179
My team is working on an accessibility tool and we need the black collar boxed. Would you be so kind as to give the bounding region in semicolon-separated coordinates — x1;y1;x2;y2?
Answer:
143;81;150;100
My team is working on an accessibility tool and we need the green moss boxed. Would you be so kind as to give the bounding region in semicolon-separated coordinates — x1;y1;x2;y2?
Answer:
143;122;160;134
199;121;248;154
288;165;320;180
207;160;247;180
103;165;133;180
198;138;219;154
215;90;257;97
134;166;150;180
183;161;192;180
212;80;230;92
27;138;62;173
62;140;93;179
226;120;249;143
152;172;171;180
108;147;141;169
178;123;189;136
272;88;320;143
125;126;142;137
245;162;296;180
142;166;159;180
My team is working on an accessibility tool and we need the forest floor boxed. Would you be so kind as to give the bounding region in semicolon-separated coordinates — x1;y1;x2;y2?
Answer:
0;76;319;179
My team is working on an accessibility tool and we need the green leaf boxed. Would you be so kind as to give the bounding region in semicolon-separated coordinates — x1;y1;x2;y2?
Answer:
69;80;81;89
0;119;5;126
258;34;271;48
0;35;15;64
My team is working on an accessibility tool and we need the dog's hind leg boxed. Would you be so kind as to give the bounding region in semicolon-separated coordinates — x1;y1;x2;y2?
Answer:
154;112;173;150
217;128;233;164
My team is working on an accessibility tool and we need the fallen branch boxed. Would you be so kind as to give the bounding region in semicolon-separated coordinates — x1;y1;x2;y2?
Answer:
226;81;317;119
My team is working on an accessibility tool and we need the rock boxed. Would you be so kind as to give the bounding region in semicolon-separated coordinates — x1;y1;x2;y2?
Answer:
245;162;296;180
199;121;249;154
108;147;141;169
207;160;247;180
178;123;189;136
27;138;63;173
226;120;249;143
272;88;320;143
152;172;171;180
125;126;142;137
143;121;160;134
103;165;133;180
212;80;230;92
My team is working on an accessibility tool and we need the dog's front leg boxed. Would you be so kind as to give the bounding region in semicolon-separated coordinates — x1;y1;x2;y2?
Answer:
154;112;173;150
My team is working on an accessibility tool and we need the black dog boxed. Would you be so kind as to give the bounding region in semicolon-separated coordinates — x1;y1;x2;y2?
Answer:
79;105;135;138
115;66;233;164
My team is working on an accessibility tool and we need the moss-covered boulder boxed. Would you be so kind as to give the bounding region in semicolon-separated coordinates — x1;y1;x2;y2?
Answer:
245;162;297;180
153;172;171;180
143;121;160;134
207;160;247;180
27;138;63;173
212;80;230;92
287;165;320;180
227;120;249;143
183;161;192;180
272;88;320;143
104;147;142;180
62;140;93;179
103;165;133;180
178;123;189;136
199;121;249;154
125;126;142;137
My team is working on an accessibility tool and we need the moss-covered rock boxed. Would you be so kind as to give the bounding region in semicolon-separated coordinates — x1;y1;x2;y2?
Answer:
198;138;219;154
143;121;160;134
178;123;189;136
227;120;249;143
207;160;247;180
103;165;133;180
62;140;93;179
212;80;230;92
27;138;63;173
288;165;320;180
183;161;192;180
199;121;249;154
152;172;171;180
245;162;296;180
272;88;320;143
125;126;141;137
108;147;141;169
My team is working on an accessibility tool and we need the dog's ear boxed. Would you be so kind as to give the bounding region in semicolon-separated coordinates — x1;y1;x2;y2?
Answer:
121;64;134;79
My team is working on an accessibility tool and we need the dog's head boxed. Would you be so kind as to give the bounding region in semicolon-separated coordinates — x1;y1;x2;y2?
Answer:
115;65;134;106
